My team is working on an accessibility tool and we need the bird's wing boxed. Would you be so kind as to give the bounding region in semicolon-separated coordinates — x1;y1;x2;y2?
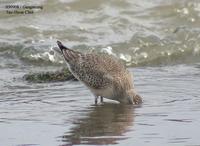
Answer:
70;53;125;89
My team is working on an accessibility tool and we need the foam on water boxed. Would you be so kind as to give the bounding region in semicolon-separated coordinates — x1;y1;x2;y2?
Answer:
1;0;200;67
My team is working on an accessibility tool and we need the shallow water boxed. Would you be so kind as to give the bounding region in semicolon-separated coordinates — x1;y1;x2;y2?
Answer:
0;0;200;146
0;65;200;146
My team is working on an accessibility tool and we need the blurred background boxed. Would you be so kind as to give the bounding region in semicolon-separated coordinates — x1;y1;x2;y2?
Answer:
0;0;200;68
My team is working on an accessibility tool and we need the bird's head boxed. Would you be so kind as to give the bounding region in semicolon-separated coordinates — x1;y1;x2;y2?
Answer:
126;89;142;104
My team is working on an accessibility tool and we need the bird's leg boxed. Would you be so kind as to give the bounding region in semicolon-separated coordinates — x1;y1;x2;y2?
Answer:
95;96;99;105
100;96;103;103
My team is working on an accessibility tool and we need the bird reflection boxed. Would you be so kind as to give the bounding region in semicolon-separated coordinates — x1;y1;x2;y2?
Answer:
61;103;135;145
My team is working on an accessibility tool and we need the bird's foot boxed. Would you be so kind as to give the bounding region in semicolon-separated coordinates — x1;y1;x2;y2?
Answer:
100;96;103;103
94;96;104;105
95;96;98;105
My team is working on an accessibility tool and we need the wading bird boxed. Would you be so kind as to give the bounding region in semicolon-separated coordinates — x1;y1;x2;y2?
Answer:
57;41;142;105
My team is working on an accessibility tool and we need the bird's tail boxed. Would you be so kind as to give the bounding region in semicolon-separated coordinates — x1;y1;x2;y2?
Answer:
57;41;80;62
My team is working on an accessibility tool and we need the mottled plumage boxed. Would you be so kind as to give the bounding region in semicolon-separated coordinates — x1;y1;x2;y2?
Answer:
57;41;142;104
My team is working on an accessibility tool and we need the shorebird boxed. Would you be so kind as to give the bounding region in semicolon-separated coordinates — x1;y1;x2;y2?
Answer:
57;41;142;104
